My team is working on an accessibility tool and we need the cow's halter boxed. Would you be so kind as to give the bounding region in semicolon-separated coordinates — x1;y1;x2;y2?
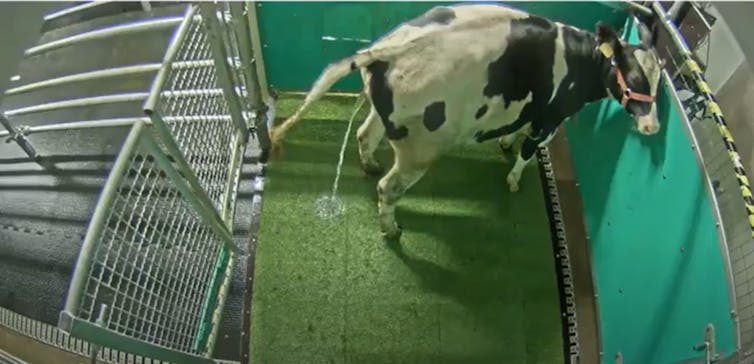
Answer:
599;42;655;107
612;59;655;107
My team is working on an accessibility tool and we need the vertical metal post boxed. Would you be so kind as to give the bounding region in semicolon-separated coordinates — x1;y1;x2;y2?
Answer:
229;2;271;151
1;113;38;161
198;3;248;139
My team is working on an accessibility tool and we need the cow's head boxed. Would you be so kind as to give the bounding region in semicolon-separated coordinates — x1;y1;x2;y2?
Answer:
596;22;663;136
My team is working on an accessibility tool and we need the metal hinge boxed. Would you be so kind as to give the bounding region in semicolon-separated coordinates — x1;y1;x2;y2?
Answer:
693;323;720;364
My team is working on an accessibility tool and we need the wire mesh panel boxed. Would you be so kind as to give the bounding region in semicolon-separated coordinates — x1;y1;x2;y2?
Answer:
145;4;247;216
59;122;236;364
58;3;255;363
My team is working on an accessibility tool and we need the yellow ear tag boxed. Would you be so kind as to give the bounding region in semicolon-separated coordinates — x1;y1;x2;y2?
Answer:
598;42;614;58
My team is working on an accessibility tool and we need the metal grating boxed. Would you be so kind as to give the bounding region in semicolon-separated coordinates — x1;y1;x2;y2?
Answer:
57;3;253;363
148;8;242;215
64;122;233;362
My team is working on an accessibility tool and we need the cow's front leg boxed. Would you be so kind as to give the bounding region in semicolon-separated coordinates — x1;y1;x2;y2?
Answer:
377;162;428;240
507;129;556;192
357;106;386;176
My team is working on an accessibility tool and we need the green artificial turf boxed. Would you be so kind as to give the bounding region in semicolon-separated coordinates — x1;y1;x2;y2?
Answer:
249;94;564;364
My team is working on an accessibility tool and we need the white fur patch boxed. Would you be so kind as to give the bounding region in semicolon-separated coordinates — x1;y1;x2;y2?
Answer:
633;48;661;97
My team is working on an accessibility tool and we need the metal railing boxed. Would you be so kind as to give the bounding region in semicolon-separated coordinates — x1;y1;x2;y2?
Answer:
649;2;754;362
48;3;261;363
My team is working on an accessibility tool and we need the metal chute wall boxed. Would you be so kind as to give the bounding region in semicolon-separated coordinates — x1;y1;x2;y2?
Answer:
563;20;736;363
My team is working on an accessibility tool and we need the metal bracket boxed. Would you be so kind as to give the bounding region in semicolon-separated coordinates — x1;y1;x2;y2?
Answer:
693;323;720;364
0;112;38;161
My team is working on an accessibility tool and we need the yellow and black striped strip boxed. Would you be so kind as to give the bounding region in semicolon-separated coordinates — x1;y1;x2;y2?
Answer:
682;56;754;238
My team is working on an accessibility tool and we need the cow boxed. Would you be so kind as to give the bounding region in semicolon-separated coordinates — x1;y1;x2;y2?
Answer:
268;4;663;240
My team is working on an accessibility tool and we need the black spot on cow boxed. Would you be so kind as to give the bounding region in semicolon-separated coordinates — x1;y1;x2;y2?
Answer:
483;15;557;108
477;15;558;143
475;104;488;119
407;6;455;27
366;60;408;140
423;102;446;131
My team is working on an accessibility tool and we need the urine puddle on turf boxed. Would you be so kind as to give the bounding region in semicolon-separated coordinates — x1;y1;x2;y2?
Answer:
314;95;367;221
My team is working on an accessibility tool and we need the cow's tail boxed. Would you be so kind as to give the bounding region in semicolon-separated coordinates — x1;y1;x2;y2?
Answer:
269;51;374;156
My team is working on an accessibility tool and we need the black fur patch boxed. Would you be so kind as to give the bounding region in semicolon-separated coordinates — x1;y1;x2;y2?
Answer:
476;17;613;144
475;105;488;119
476;16;558;143
483;16;557;107
407;6;455;27
423;102;446;131
366;60;408;140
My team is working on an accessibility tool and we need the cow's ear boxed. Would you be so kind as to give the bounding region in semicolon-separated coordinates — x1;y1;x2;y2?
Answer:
595;22;622;58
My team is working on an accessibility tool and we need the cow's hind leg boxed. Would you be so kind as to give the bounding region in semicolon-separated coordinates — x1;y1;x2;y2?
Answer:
377;162;428;240
507;128;556;192
376;138;440;240
357;106;386;176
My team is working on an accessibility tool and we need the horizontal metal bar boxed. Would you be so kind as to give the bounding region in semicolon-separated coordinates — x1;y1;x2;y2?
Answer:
4;92;149;116
26;16;184;57
44;1;112;22
161;89;224;98
6;64;160;95
6;60;214;96
0;114;232;138
59;312;213;364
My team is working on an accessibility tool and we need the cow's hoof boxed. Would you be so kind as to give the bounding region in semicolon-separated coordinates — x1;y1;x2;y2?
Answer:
362;161;384;177
382;226;403;241
506;174;519;192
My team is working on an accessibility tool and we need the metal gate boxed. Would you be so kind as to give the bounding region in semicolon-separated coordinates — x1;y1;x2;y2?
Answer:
56;3;266;363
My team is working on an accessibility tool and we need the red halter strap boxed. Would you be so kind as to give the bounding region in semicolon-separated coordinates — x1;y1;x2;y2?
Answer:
614;65;655;107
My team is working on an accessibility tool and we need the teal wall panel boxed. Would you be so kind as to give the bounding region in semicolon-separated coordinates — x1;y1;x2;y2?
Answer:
563;21;735;364
255;1;627;92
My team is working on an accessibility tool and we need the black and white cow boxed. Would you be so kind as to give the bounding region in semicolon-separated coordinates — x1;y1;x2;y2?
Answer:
269;4;663;240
